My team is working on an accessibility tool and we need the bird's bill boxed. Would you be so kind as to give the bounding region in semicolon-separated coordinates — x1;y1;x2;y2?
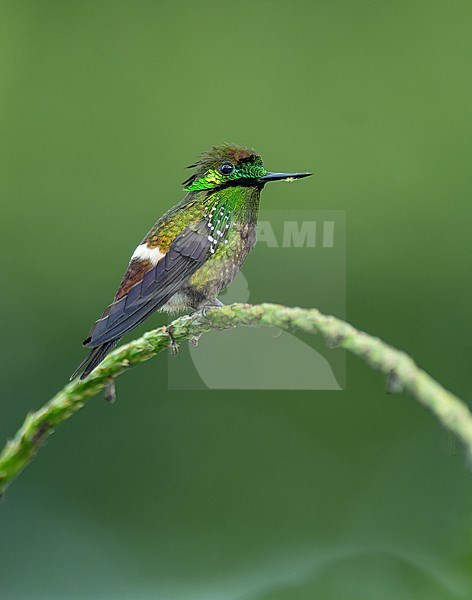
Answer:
258;172;312;183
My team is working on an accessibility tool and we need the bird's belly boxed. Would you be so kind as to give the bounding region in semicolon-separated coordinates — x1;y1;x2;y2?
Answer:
160;257;243;313
160;223;256;312
185;223;256;306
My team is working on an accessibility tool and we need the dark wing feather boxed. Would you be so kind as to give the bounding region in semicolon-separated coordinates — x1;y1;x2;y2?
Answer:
70;340;119;381
85;222;210;347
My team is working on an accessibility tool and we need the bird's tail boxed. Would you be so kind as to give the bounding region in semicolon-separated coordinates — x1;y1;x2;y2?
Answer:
70;339;120;381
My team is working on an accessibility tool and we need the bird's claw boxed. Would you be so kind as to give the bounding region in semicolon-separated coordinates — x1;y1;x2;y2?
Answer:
199;300;224;319
166;325;179;355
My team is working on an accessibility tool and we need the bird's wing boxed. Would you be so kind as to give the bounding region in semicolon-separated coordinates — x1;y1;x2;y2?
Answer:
84;221;211;347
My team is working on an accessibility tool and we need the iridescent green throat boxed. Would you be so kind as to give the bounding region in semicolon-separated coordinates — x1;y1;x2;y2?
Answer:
202;184;261;226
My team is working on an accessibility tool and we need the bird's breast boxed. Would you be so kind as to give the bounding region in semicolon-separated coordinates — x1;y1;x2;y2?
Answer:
185;221;257;302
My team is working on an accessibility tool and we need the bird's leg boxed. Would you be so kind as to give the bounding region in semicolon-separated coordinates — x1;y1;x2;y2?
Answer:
198;298;224;318
187;299;224;346
166;324;179;355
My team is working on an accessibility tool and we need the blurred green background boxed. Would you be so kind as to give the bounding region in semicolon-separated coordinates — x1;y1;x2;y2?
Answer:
1;1;471;598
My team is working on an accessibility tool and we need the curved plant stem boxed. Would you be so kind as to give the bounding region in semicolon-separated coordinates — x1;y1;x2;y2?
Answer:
1;303;471;497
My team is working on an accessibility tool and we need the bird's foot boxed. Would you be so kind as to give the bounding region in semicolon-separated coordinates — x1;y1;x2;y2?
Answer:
198;298;224;318
166;324;179;355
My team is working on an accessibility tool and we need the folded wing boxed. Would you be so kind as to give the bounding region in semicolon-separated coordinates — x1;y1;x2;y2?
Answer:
85;222;210;347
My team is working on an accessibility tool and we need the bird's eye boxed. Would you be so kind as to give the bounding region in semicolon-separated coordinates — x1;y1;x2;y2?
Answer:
219;162;234;176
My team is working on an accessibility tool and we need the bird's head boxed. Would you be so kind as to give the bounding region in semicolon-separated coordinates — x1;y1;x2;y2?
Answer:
183;144;311;191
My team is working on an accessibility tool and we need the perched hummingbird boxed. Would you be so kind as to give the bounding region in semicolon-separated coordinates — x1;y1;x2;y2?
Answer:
72;144;311;380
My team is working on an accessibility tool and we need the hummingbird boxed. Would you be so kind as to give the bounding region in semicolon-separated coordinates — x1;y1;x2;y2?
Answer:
71;144;311;380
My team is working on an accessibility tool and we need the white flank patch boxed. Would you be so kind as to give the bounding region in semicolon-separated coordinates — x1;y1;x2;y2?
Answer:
160;292;188;313
131;243;165;265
